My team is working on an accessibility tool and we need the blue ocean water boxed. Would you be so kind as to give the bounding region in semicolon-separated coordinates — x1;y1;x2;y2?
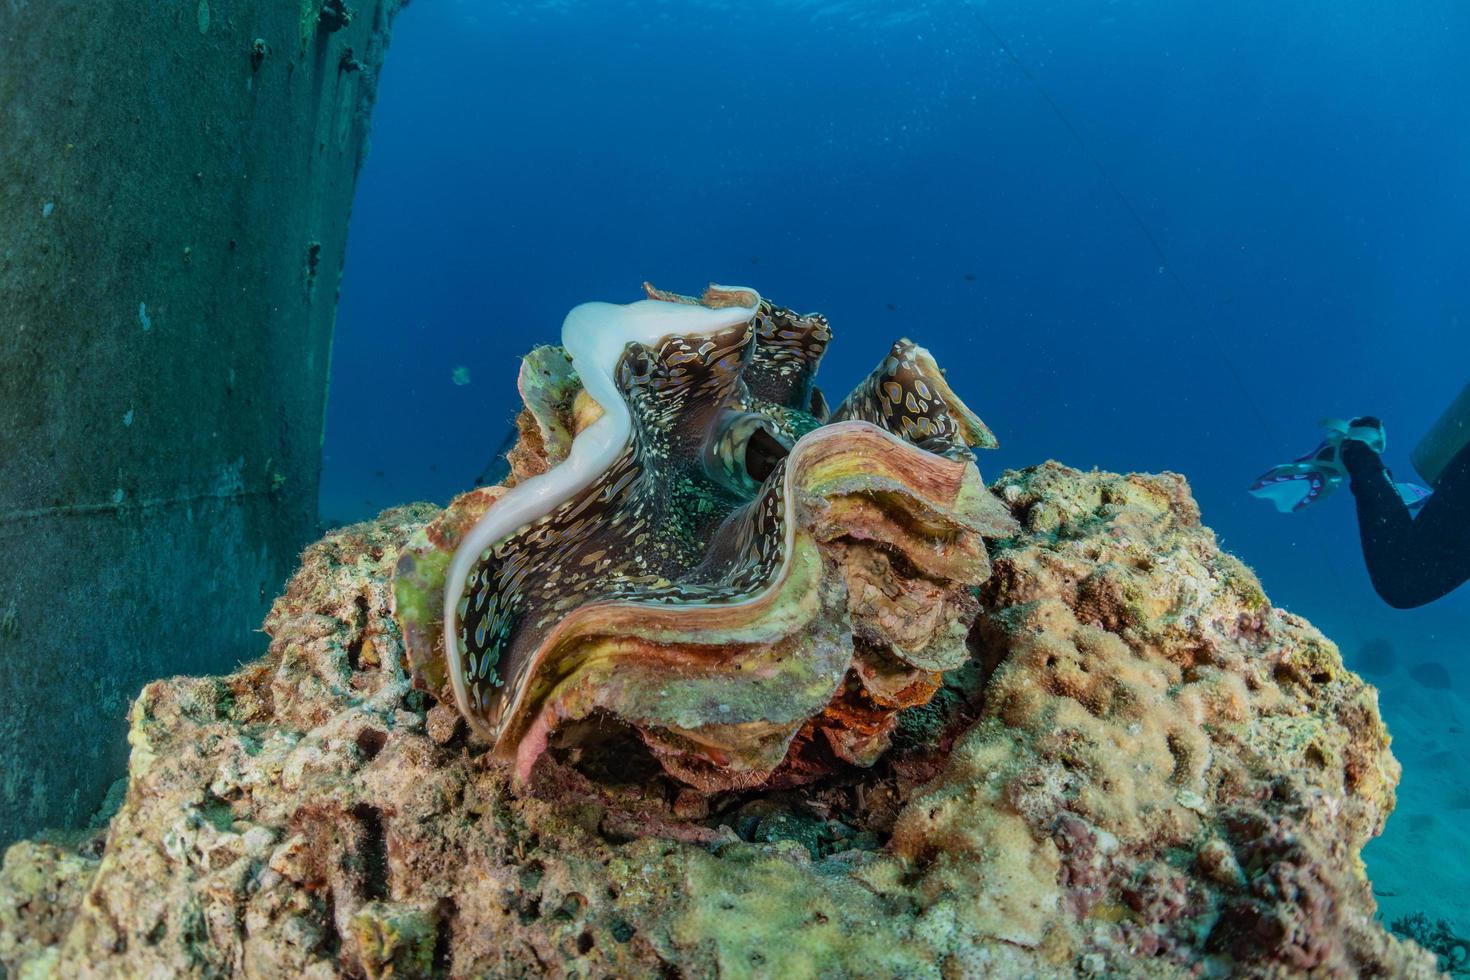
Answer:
321;0;1468;928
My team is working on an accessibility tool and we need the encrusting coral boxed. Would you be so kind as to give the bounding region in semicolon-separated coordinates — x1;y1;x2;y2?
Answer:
0;285;1442;978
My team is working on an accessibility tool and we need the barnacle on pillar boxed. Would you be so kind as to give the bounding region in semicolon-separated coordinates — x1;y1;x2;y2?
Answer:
393;283;1017;791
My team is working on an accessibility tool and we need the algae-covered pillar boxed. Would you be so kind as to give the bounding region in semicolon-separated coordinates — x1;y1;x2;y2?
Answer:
0;0;407;844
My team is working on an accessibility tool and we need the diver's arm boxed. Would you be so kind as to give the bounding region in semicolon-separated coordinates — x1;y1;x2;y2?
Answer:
1342;439;1470;608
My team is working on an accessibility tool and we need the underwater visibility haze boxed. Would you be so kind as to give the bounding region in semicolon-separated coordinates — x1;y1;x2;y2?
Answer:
329;0;1469;667
1;0;1467;975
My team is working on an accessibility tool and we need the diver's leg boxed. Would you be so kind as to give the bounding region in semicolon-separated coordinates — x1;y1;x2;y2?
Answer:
1343;440;1470;608
1411;443;1470;600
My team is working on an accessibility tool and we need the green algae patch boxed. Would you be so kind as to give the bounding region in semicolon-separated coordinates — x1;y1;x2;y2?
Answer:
671;845;925;979
393;541;454;693
1215;552;1270;613
349;902;437;980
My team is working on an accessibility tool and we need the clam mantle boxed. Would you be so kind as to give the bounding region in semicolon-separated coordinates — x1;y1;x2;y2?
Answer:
393;283;1018;790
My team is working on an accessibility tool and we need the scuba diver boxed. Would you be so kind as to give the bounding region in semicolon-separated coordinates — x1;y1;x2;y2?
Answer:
1249;384;1470;609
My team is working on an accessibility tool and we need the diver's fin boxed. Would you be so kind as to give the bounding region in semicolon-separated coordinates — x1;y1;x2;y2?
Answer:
1395;481;1432;516
1248;460;1344;513
1248;429;1349;514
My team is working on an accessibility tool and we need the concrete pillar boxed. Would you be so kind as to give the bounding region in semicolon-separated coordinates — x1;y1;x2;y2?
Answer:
0;0;407;843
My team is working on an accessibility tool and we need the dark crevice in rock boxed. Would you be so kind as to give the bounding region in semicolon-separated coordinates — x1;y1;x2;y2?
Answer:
346;592;370;671
355;727;387;761
528;656;991;859
966;610;1016;693
552;713;665;788
350;803;389;901
319;889;342;962
431;898;456;975
723;793;884;857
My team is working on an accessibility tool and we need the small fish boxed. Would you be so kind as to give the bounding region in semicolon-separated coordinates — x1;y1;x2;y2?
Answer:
452;365;472;386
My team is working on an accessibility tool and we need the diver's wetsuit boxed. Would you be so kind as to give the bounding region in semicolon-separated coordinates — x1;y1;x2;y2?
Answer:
1342;438;1470;609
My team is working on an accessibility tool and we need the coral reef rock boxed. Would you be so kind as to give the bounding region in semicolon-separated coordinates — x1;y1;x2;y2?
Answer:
0;465;1438;978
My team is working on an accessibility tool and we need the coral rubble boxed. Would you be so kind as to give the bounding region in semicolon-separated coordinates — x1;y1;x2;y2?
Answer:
0;460;1438;977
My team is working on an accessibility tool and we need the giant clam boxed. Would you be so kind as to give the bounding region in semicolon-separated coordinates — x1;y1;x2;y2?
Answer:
393;283;1017;791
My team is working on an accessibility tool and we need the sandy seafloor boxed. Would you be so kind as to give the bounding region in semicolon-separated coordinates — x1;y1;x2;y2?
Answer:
1322;602;1469;949
1358;658;1470;937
